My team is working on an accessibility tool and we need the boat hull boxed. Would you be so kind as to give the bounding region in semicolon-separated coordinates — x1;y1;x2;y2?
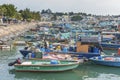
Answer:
14;60;79;72
90;56;120;67
20;50;100;59
57;51;100;59
101;43;120;49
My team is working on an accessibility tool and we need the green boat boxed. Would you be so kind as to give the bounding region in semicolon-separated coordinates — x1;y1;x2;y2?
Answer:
14;59;80;72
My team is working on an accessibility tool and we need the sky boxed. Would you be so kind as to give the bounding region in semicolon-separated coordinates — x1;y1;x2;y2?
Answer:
1;0;120;15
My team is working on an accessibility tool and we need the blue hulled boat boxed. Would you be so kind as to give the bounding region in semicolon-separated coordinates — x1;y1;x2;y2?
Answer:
101;31;120;49
56;51;100;59
90;56;120;67
101;43;120;49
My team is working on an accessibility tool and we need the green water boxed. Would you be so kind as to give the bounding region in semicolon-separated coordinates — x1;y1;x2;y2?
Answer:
0;47;120;80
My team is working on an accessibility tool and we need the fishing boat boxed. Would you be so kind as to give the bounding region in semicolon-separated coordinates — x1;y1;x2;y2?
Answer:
0;45;11;50
52;31;102;59
100;43;120;50
19;30;102;59
13;41;26;46
19;42;101;59
14;59;80;72
89;55;120;67
101;32;120;49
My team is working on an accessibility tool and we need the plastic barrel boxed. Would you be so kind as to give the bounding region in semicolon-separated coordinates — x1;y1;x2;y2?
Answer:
69;47;73;51
49;44;53;48
93;47;99;54
45;49;50;52
31;53;36;58
40;48;45;52
50;60;58;64
62;47;68;53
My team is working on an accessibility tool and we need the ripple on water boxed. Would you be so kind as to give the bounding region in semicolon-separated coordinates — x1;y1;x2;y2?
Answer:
83;73;120;80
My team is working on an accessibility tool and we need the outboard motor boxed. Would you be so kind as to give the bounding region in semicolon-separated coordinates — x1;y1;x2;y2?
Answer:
8;60;18;66
8;58;21;66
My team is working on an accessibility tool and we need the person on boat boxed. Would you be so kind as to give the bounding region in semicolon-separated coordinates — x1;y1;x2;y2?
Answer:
17;58;21;64
24;46;28;50
44;40;47;49
56;45;61;52
24;44;31;50
95;44;104;55
45;40;49;48
36;43;41;48
31;51;36;58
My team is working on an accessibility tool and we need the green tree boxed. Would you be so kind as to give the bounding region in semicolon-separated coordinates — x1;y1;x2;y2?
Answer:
31;11;41;20
19;8;41;21
0;5;7;17
13;12;22;20
2;4;17;17
69;12;74;16
51;14;57;21
56;12;64;16
41;9;45;14
20;8;32;21
0;4;41;22
71;15;83;21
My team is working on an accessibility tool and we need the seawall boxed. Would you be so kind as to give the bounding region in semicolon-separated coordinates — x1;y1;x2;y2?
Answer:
0;22;37;41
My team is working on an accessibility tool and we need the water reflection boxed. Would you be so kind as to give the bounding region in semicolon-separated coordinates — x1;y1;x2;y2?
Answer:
9;69;82;80
79;63;120;80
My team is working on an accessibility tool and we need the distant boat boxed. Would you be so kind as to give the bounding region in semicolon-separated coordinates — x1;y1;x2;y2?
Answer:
100;42;120;49
14;59;80;72
89;56;120;67
101;31;120;49
0;45;11;50
13;41;26;46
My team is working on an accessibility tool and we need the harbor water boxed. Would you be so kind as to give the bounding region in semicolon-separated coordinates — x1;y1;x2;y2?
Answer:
0;46;119;80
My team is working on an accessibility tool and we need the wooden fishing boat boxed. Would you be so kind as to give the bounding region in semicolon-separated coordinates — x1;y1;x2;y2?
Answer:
13;41;26;46
0;45;11;50
14;59;80;72
89;55;120;67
